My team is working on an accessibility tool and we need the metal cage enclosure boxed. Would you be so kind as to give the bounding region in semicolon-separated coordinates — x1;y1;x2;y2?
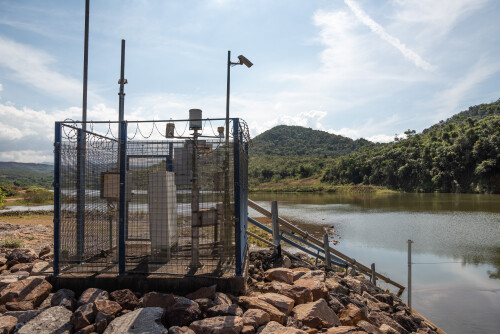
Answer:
53;118;249;278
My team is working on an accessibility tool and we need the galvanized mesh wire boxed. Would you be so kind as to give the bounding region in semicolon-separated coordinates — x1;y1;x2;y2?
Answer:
56;119;247;277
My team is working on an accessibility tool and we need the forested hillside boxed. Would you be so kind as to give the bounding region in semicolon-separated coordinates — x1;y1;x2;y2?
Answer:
0;162;53;188
250;125;373;156
250;99;500;193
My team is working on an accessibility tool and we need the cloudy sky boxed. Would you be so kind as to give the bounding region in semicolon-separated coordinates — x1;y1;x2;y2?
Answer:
0;0;499;163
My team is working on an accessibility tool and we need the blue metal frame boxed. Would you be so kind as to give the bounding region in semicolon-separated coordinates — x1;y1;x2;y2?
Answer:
248;217;347;269
76;129;85;262
233;119;243;276
118;121;128;275
53;122;62;275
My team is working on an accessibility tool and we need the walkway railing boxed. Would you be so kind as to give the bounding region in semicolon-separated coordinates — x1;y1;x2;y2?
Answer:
247;199;405;296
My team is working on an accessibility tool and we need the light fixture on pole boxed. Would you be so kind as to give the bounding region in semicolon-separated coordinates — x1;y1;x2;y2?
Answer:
222;50;253;258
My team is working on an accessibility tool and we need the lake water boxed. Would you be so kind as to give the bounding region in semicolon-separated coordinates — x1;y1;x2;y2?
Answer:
249;192;500;334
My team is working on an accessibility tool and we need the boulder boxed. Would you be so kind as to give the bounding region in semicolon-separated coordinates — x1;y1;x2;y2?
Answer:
292;298;340;329
75;324;95;334
325;326;358;333
257;281;313;305
206;303;243;317
71;303;95;330
3;309;42;324
357;320;383;334
51;288;76;310
0;315;17;334
237;296;285;324
5;249;37;263
37;293;53;310
0;277;52;311
242;325;256;334
194;298;214;312
110;289;138;310
186;285;216;300
142;292;176;309
0;271;30;288
368;312;408;334
293;270;325;282
242;308;270;328
328;295;344;313
214;292;232;306
189;315;244;334
293;278;328;301
165;297;201;327
256;321;307;334
9;263;33;273
374;294;393;306
103;307;167;334
256;293;294;315
31;261;50;276
77;288;109;307
264;268;294;284
169;326;195;334
379;324;399;334
17;306;73;334
93;299;122;317
344;276;377;296
38;246;51;258
325;278;349;295
338;303;368;326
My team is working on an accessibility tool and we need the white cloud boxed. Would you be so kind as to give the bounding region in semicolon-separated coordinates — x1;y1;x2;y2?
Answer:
433;60;500;121
392;0;488;40
0;36;97;103
0;150;53;164
344;0;436;71
0;83;3;91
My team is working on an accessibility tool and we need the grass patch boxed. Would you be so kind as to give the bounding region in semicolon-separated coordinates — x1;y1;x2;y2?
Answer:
1;237;24;248
248;223;273;247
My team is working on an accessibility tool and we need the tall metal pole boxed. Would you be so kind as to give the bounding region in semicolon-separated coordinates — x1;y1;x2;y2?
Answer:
222;50;231;258
117;39;126;167
408;239;413;312
190;129;201;268
82;0;89;128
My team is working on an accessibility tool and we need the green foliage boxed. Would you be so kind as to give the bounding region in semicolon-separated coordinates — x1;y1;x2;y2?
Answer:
0;183;20;197
23;187;53;204
0;162;53;189
0;188;5;207
321;115;500;193
1;237;24;248
250;125;374;157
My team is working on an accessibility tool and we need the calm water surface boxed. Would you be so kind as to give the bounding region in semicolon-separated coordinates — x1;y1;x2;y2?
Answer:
249;192;500;334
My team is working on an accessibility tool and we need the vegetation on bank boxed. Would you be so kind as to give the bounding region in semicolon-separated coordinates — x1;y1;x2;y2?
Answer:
249;99;500;194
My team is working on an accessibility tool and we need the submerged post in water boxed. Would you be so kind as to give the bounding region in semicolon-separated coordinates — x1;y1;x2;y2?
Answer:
408;239;413;312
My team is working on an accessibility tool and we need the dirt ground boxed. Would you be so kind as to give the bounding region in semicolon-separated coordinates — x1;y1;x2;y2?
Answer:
0;213;53;253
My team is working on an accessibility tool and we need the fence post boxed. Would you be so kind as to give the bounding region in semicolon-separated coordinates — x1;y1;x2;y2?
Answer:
76;128;85;263
233;119;243;276
271;201;281;257
371;263;377;286
408;239;413;312
118;121;127;275
53;122;62;276
323;233;331;267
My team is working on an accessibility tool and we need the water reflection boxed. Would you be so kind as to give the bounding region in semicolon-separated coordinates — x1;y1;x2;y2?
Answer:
249;192;500;334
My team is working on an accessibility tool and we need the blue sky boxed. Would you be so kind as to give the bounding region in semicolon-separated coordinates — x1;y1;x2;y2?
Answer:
0;0;499;162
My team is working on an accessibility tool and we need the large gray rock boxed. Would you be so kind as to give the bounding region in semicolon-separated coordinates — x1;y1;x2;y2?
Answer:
255;293;294;315
0;276;52;311
242;309;270;329
165;297;201;327
189;316;244;334
77;288;109;307
256;321;307;334
292;298;340;329
17;306;73;334
51;288;76;310
103;307;168;334
31;261;50;275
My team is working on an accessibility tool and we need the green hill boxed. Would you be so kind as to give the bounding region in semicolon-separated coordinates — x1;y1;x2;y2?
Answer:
321;99;500;193
0;162;53;188
250;125;374;157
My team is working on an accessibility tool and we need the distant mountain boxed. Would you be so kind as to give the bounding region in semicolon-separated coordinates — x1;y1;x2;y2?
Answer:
250;125;374;157
0;162;53;188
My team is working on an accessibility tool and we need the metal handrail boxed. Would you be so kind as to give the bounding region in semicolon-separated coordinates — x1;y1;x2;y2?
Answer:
248;199;405;295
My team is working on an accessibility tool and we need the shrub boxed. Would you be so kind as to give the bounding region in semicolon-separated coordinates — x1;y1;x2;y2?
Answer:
1;238;24;248
23;187;53;204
